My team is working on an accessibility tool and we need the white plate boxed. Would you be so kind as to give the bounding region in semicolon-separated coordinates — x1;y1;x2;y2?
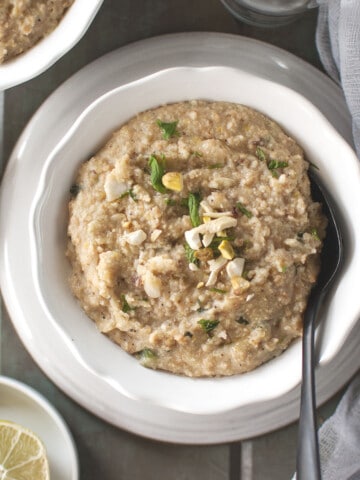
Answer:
1;33;359;443
0;376;78;479
28;65;360;415
0;0;103;90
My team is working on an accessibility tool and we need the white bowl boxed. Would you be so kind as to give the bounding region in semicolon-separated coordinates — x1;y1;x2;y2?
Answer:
29;66;360;415
0;0;103;90
0;376;78;480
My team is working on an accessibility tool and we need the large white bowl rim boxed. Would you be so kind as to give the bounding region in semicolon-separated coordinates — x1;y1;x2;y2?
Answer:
29;66;360;415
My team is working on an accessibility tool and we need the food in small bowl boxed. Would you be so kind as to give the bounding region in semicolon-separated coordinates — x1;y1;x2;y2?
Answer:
0;0;103;89
0;0;74;64
66;100;326;377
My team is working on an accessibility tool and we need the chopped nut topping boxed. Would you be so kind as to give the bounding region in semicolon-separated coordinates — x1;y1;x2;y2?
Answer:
161;172;183;192
218;240;235;260
185;216;237;250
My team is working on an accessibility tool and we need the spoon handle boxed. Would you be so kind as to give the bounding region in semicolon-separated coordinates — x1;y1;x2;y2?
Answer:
296;296;322;480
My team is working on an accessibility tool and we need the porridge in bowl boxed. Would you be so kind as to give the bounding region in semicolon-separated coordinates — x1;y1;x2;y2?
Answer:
66;100;326;377
0;0;74;63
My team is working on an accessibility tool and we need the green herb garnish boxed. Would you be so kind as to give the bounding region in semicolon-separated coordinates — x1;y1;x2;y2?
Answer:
184;242;200;266
165;197;189;207
137;348;156;359
236;201;253;218
208;236;235;257
192;151;203;157
310;227;320;240
209;288;227;294
165;197;177;206
135;348;157;367
188;192;202;227
255;147;266;162
148;154;167;193
267;159;289;177
208;236;235;248
236;317;249;325
242;270;249;280
121;294;135;313
268;160;289;170
196;300;205;313
156;120;179;140
119;189;137;201
208;163;224;169
198;319;220;335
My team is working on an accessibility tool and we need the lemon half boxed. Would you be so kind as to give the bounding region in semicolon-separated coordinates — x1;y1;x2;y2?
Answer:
0;420;50;480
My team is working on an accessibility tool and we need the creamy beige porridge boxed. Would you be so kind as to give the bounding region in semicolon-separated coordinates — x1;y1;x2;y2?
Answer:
66;100;326;377
0;0;74;63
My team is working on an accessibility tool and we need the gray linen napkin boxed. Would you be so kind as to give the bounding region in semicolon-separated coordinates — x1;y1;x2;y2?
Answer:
316;373;360;480
316;0;360;155
315;2;360;477
294;2;360;479
293;373;360;480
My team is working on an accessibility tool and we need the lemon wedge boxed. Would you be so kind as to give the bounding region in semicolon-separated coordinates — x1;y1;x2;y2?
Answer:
0;420;50;480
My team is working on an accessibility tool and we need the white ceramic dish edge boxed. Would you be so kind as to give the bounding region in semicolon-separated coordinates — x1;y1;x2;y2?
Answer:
0;0;104;90
28;66;360;415
0;375;79;480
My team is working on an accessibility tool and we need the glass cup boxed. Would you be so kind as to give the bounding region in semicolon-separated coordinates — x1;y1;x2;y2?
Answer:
220;0;318;27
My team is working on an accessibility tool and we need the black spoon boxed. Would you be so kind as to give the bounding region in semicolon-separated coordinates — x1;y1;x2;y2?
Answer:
296;170;344;480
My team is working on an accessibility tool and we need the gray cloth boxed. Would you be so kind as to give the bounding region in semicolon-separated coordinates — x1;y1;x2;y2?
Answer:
294;2;360;479
293;373;360;480
315;2;360;477
317;373;360;480
316;0;360;155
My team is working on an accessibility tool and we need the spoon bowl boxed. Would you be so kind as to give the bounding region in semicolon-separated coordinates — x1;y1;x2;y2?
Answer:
296;169;344;479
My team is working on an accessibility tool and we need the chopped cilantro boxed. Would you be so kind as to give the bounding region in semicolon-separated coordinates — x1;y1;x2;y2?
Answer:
188;192;202;227
197;300;205;313
135;348;157;366
209;287;227;294
208;236;235;250
119;189;137;201
192;151;203;157
121;294;135;313
198;319;220;335
310;227;320;240
148;154;167;193
267;159;289;177
242;270;249;280
255;147;266;162
184;242;200;266
236;201;253;218
268;160;289;170
208;163;224;169
165;197;177;206
156;119;179;140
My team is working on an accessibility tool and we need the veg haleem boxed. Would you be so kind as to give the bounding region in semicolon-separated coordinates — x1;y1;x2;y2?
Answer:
66;100;326;377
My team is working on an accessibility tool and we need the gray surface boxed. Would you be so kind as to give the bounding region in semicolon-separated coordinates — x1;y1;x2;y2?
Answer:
0;0;347;478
